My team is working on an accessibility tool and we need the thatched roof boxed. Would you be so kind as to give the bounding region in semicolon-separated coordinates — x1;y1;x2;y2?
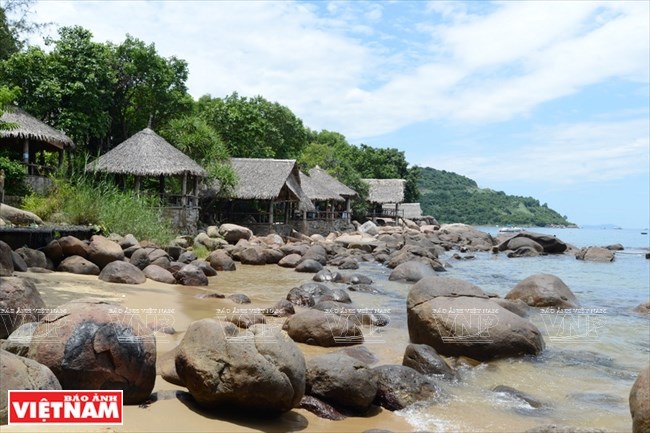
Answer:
0;106;74;150
299;171;344;202
227;158;315;211
85;128;206;177
383;202;422;219
308;166;357;198
363;178;406;204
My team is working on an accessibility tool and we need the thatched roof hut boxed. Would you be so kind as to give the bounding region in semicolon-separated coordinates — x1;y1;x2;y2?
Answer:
383;202;422;219
362;179;406;204
85;128;205;177
227;158;314;211
299;171;343;202
0;106;74;152
308;167;357;198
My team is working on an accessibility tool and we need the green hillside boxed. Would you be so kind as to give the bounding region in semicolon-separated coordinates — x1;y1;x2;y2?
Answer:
418;167;572;226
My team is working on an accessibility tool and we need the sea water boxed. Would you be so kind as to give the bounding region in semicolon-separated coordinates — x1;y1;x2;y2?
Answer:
357;227;650;432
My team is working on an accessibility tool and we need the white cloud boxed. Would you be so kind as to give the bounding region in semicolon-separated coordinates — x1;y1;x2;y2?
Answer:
26;0;650;142
426;118;650;186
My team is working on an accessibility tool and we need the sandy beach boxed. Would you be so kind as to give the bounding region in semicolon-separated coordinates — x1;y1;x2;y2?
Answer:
1;268;415;433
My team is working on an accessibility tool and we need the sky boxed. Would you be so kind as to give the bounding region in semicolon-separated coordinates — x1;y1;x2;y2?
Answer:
24;0;650;228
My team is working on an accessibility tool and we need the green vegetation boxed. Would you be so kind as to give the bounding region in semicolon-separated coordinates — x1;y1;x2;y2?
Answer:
22;163;175;244
418;167;571;226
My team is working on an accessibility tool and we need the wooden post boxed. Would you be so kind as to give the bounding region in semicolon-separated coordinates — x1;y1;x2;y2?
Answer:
284;202;290;224
181;173;187;207
269;200;274;224
134;176;141;195
345;198;351;222
58;150;64;168
193;176;199;207
159;175;165;206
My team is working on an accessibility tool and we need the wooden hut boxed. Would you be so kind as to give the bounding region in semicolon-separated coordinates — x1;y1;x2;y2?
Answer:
207;158;314;226
308;166;357;222
85;127;206;232
298;171;343;220
362;178;406;220
0;107;74;192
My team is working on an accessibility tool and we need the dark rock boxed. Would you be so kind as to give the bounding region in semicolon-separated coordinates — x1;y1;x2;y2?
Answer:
373;364;439;410
337;346;379;365
347;284;382;294
119;234;139;249
15;247;47;269
302;245;328;265
41;239;64;265
493;385;544;408
1;349;62;425
338;258;359;270
407;278;544;361
27;298;156;404
239;246;267;265
499;232;567;254
263;248;285;264
605;243;624;251
222;312;265;329
506;273;578;308
263;299;295;317
190;260;217;277
164;245;183;261
207;250;236;271
98;260;146;284
332;273;373;285
295;259;323;273
129;248;151;269
507;246;541;258
228;293;251;304
11;251;27;272
283;310;363;346
58;236;89;258
402;343;455;380
278;253;302;268
306;352;377;413
317;288;352;304
630;367;650;433
313;268;335;282
57;255;100;275
87;235;124;269
389;260;437;282
0;277;46;339
174;264;209;286
178;251;198;264
143;264;176;284
286;283;332;307
175;319;305;412
298;395;346;420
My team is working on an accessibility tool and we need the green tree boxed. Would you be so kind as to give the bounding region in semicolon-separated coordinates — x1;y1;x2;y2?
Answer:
159;114;236;192
198;92;307;159
0;5;18;59
110;35;192;144
0;0;46;60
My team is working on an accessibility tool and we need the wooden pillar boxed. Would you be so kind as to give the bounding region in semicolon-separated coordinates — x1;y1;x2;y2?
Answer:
181;173;187;206
193;176;199;207
58;149;64;168
284;202;290;224
345;198;351;222
269;200;274;224
134;176;141;195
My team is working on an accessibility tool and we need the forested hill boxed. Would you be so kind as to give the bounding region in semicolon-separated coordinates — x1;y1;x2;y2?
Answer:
418;167;572;226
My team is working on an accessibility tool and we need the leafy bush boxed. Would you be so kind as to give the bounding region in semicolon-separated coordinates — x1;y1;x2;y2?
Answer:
0;154;29;196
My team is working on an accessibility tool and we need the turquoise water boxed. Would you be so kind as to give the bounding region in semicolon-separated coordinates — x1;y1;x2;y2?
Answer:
352;227;650;431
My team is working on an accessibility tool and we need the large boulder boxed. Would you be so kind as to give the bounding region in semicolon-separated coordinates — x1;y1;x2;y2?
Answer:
58;236;89;258
407;277;544;361
143;264;176;284
389;260;437;282
506;273;578;308
218;223;253;244
0;241;13;276
27;298;156;404
278;253;302;268
283;310;363;346
630;368;650;433
207;250;236;271
302;245;328;265
1;322;38;356
174;264;209;286
239;246;267;265
306;352;377;414
87;235;125;269
576;247;615;262
438;224;494;251
373;365;439;411
1;349;62;425
0;203;43;225
0;277;46;339
498;232;567;254
295;259;323;273
57;255;100;275
15;247;47;269
98;261;146;284
10;251;27;272
42;239;64;265
175;319;305;412
402;343;455;380
500;236;544;254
